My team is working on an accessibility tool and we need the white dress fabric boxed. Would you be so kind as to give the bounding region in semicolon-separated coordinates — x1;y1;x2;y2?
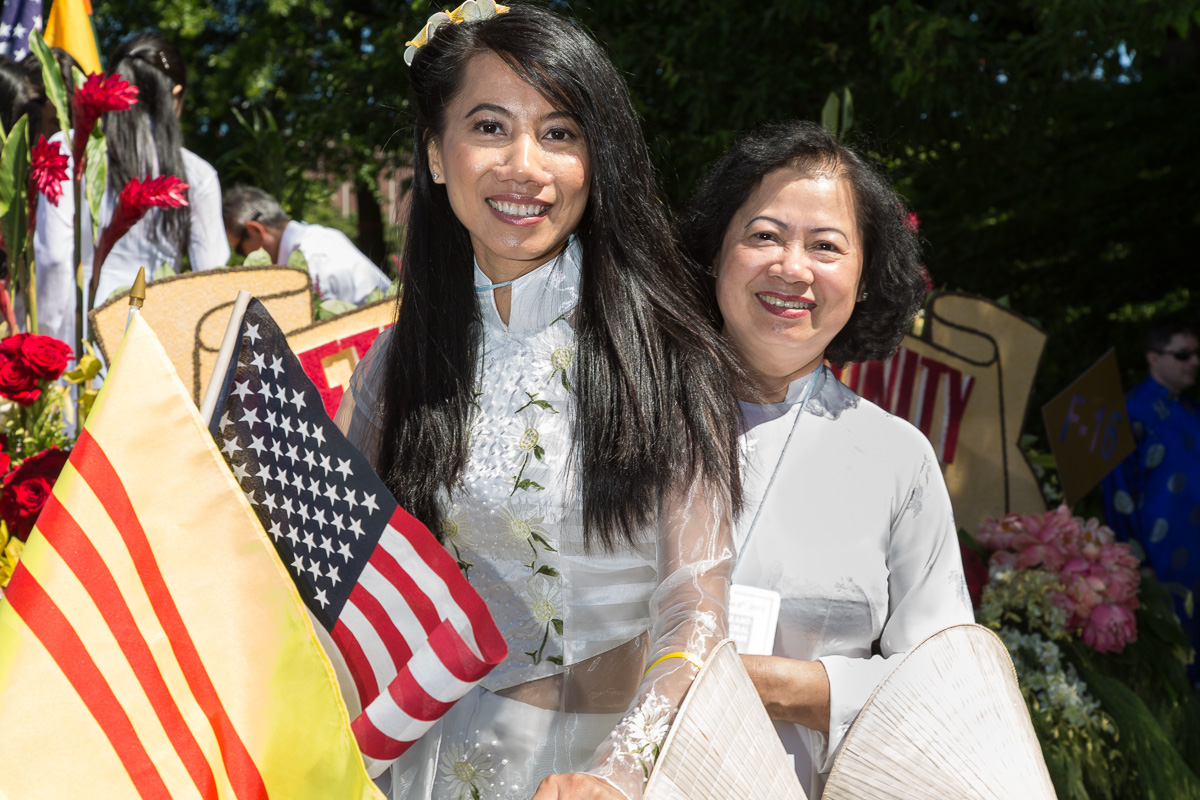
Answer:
32;132;229;347
336;240;732;800
733;365;973;799
277;220;391;304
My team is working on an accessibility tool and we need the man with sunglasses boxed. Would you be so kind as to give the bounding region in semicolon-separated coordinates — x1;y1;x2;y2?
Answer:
1103;319;1200;680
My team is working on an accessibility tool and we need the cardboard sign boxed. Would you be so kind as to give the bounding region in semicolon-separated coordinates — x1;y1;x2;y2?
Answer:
1041;349;1134;507
91;267;393;414
836;292;1048;530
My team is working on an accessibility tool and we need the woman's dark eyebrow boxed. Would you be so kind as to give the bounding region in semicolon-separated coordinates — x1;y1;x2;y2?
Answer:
464;105;576;124
465;102;510;118
745;215;789;230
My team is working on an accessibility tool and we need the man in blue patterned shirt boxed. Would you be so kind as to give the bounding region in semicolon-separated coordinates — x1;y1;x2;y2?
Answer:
1103;319;1200;678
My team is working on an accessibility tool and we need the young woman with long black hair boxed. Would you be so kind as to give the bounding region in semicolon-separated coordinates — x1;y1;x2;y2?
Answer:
34;33;229;348
336;4;743;798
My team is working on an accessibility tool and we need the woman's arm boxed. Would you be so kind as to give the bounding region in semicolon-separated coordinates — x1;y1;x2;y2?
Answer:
740;655;830;731
534;470;735;800
815;448;973;769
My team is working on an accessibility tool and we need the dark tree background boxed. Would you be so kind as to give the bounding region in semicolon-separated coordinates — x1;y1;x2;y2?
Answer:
93;0;1200;438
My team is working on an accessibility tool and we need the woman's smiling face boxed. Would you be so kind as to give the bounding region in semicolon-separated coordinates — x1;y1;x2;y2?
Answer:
427;51;591;282
715;167;863;398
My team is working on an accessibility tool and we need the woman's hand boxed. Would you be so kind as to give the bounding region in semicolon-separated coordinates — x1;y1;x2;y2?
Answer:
741;654;831;732
530;772;627;800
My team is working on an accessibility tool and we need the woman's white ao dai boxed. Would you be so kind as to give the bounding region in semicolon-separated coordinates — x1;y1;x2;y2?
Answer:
733;366;974;800
338;240;733;799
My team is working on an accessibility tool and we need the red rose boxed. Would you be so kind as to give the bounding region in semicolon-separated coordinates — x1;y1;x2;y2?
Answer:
20;335;73;381
0;358;40;405
0;447;70;541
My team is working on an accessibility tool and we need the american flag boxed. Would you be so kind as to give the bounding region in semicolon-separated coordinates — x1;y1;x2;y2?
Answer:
0;0;42;61
206;298;506;775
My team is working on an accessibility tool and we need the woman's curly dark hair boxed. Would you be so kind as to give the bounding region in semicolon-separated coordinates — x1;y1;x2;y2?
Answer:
680;120;927;364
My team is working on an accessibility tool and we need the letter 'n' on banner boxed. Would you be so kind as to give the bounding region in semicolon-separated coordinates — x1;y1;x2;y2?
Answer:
834;292;1048;531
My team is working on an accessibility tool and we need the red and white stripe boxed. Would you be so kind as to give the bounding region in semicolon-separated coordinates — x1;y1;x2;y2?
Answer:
330;507;506;771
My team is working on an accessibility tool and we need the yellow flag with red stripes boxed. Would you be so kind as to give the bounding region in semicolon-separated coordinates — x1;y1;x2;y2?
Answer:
44;0;101;75
0;315;384;800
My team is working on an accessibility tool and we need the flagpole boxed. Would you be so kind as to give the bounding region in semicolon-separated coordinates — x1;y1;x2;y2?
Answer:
198;290;253;426
124;266;146;333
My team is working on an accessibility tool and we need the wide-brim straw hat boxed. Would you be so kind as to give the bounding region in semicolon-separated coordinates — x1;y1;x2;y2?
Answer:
645;639;809;800
823;623;1056;799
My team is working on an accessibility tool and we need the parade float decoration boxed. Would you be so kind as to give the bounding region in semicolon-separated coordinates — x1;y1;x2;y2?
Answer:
964;507;1200;800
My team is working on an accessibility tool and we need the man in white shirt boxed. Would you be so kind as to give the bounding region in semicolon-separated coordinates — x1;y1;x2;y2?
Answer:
222;186;392;304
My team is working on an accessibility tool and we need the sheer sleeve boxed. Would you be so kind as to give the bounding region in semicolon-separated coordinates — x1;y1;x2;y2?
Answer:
816;446;973;770
586;471;734;798
333;327;390;468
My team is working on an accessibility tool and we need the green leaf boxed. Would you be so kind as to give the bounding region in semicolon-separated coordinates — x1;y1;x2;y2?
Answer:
821;91;841;136
151;262;174;281
29;32;71;144
551;618;563;636
546;655;563;665
0;115;31;268
316;298;355;319
242;247;272;266
287;247;309;271
535;564;560;578
85;127;108;235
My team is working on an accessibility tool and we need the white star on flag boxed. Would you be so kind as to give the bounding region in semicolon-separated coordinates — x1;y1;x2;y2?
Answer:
244;323;261;343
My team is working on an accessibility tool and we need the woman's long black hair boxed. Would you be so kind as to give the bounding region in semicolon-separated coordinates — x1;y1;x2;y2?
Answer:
380;5;744;550
104;34;190;257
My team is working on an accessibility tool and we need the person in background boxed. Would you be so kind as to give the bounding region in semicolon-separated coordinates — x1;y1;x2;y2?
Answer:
20;47;79;142
1102;319;1200;679
34;32;229;347
221;185;391;305
680;119;973;798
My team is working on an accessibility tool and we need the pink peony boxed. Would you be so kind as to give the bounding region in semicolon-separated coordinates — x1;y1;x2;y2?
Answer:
1083;603;1137;653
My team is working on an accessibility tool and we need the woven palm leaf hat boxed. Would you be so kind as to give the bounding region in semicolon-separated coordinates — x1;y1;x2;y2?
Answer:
644;639;809;800
823;623;1057;800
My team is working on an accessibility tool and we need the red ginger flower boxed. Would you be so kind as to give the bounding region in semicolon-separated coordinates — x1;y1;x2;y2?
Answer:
31;136;69;206
92;175;189;281
71;73;139;178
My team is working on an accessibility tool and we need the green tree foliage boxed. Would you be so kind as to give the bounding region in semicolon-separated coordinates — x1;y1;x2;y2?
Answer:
92;0;1199;423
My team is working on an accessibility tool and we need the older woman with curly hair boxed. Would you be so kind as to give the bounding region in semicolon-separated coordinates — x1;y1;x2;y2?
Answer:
680;120;973;799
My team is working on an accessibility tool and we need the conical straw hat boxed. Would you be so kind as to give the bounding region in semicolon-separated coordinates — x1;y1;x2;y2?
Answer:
823;623;1056;800
645;639;809;800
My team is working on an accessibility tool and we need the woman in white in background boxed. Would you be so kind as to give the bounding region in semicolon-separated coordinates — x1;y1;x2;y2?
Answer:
680;120;974;799
34;32;228;347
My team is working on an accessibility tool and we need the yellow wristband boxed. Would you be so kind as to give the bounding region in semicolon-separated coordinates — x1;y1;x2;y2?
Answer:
643;651;703;677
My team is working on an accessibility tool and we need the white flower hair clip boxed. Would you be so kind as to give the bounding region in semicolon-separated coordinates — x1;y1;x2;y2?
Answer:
404;0;511;66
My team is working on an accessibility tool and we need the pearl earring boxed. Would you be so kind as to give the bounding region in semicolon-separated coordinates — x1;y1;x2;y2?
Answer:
431;172;439;181
858;291;868;302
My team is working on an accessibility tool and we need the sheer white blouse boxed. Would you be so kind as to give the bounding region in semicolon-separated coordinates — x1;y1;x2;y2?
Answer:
336;241;732;799
733;366;973;799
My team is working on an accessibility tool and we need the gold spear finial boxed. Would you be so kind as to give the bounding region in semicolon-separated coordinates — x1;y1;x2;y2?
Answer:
130;267;147;309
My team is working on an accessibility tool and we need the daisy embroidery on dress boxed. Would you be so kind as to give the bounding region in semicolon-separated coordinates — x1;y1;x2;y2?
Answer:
496;503;557;574
510;422;546;495
438;741;496;800
440;506;476;576
521;575;564;665
549;346;573;390
611;691;673;779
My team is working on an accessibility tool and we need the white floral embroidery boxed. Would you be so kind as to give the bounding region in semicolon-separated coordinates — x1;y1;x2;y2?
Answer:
611;691;673;779
520;575;564;665
438;741;496;799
